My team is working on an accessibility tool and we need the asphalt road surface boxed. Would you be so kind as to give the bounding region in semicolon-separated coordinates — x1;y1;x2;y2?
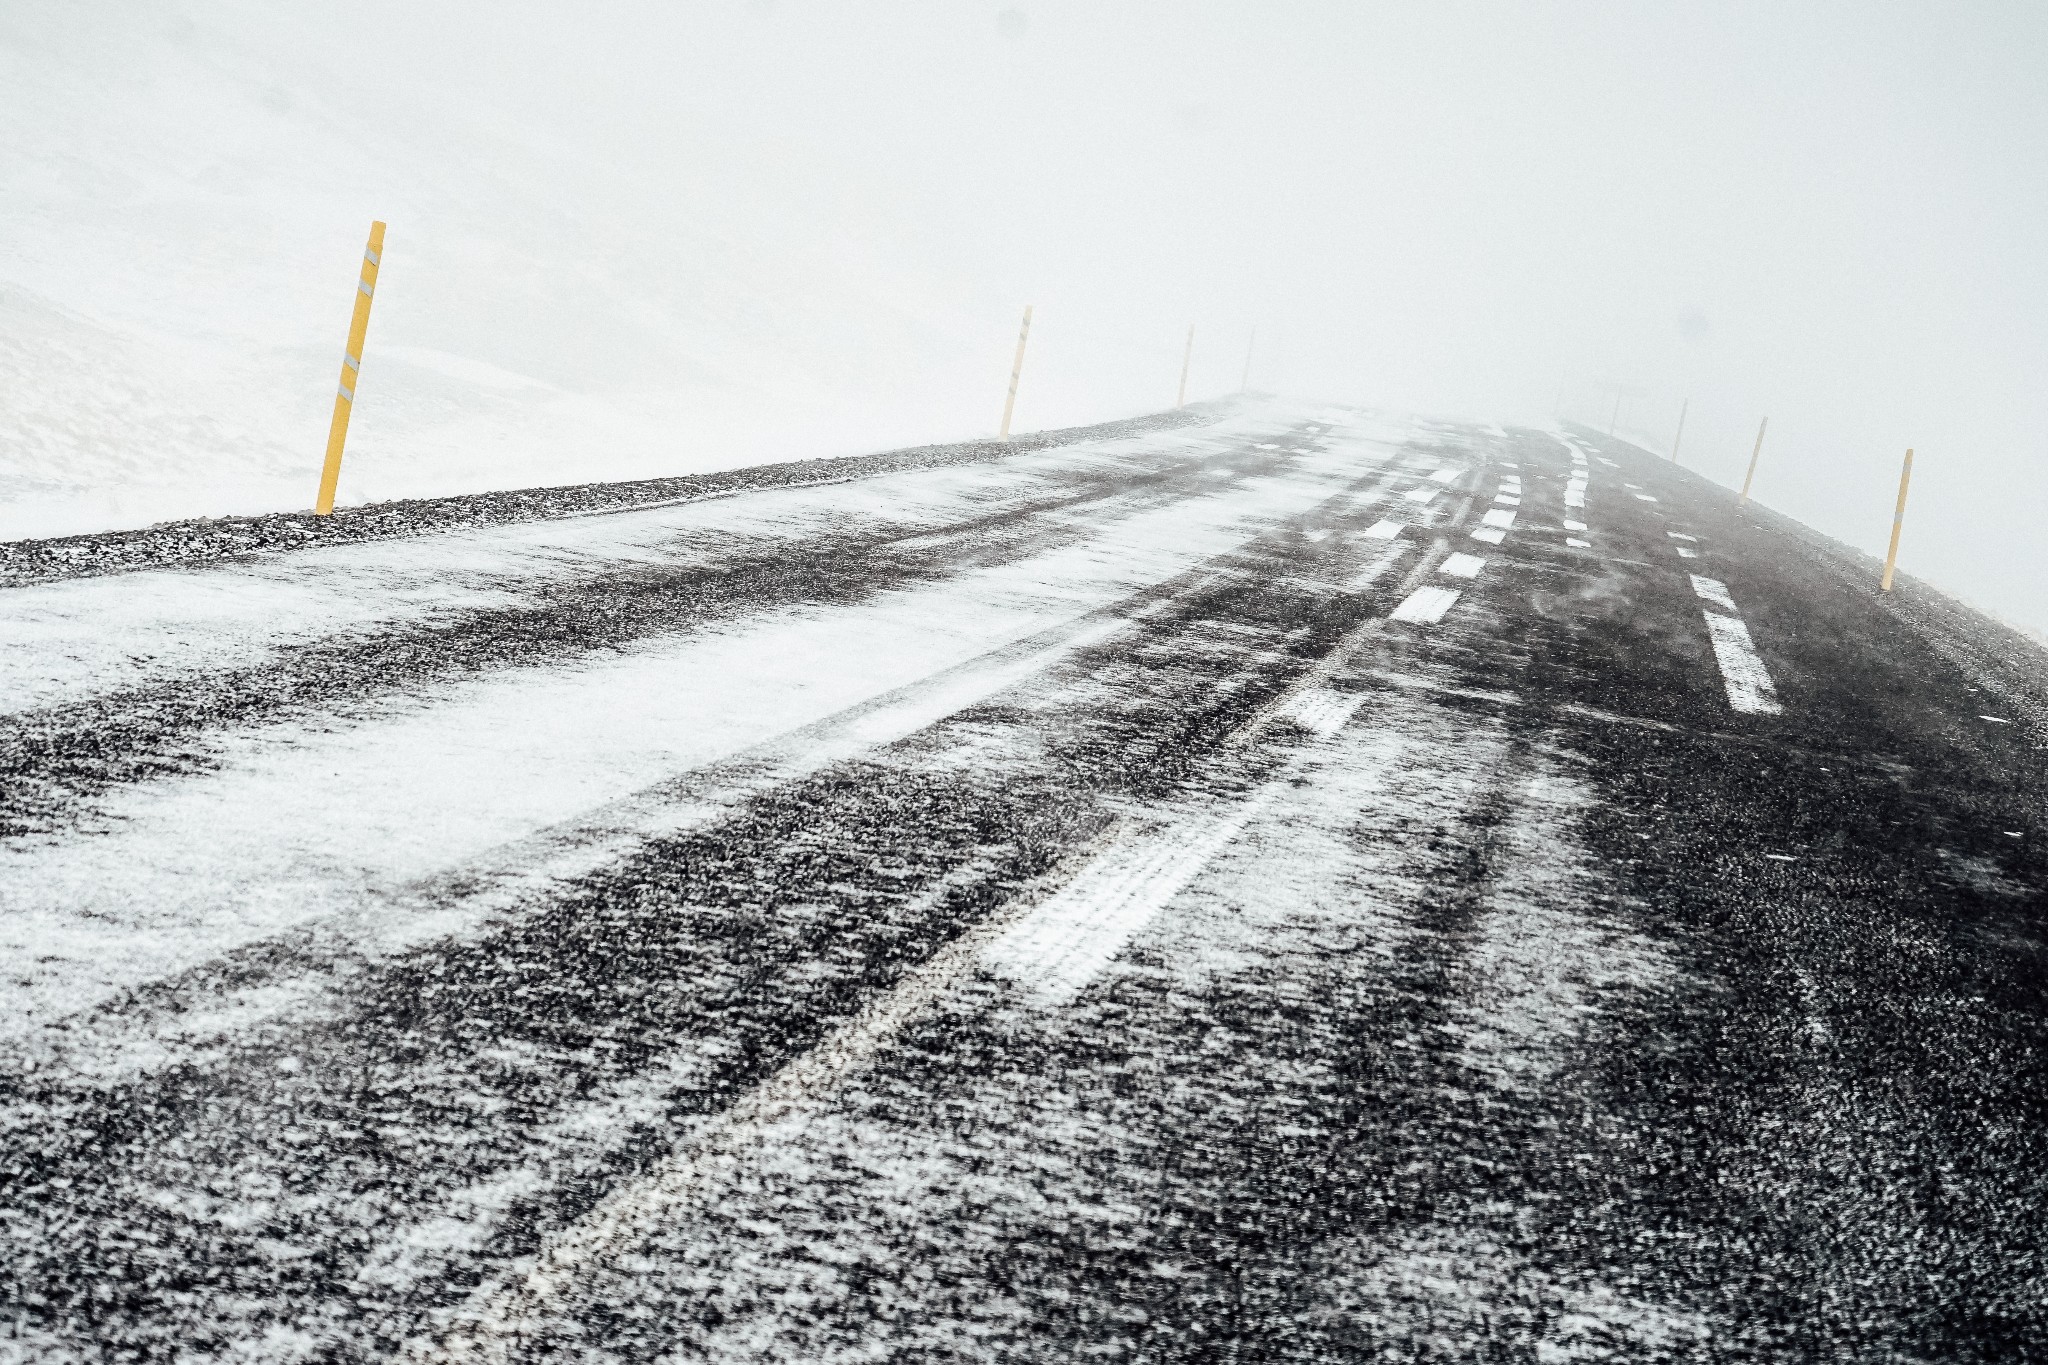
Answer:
3;402;2045;1363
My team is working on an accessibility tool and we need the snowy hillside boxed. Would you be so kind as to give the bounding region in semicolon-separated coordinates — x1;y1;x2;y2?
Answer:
0;3;1181;540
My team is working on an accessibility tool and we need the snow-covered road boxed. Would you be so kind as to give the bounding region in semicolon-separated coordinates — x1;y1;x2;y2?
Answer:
5;404;2047;1362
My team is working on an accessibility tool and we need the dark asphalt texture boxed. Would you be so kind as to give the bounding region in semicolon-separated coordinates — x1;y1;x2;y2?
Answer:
3;412;2046;1362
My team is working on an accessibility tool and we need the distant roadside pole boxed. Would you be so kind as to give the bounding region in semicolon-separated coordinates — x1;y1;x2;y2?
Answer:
999;305;1033;441
315;221;385;516
1176;324;1194;408
1738;416;1768;505
1881;448;1914;592
1670;398;1688;462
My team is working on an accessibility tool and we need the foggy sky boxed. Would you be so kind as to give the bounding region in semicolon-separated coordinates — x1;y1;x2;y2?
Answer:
7;1;2047;638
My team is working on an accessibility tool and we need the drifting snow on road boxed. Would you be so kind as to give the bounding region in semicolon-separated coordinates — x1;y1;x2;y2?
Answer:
4;402;2048;1362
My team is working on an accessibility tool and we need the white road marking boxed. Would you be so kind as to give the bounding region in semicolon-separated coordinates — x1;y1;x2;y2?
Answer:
410;761;1294;1358
1566;538;1591;548
1676;547;1698;558
1429;469;1461;483
1689;574;1738;613
1364;519;1403;539
1599;458;1620;468
983;789;1284;1004
1439;553;1485;579
1690;575;1782;715
1255;443;1282;450
1633;493;1658;502
1404;486;1441;503
1668;532;1697;542
1981;715;2012;723
1701;612;1782;714
1494;495;1521;506
1763;853;1798;862
1345;541;1413;589
1305;529;1331;541
1481;508;1516;529
1470;527;1506;545
1282;687;1367;737
1563;519;1587;531
1390;586;1462;623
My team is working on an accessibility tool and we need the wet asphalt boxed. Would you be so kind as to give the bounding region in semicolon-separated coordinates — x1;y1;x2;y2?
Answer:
3;413;2046;1363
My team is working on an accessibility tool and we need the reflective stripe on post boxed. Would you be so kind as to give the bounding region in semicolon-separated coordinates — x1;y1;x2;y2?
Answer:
315;220;386;516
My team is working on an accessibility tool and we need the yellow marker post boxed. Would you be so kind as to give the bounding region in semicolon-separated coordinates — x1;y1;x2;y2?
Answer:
1738;415;1768;505
315;220;386;515
998;304;1032;441
1176;324;1195;408
1670;397;1688;462
1881;448;1914;592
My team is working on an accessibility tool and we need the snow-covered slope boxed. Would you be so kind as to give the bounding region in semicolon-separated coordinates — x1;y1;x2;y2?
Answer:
0;3;1138;540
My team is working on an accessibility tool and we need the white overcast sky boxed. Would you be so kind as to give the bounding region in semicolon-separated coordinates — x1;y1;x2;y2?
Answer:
5;1;2047;635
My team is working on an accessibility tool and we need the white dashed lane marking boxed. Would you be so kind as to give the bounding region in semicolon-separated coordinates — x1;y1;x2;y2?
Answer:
1691;576;1737;612
984;784;1286;1004
1439;553;1485;579
1390;586;1462;624
1364;519;1403;540
1481;508;1516;529
1404;487;1442;504
1566;538;1591;548
1471;527;1505;545
1346;542;1412;590
1564;519;1586;531
1668;532;1697;542
1676;548;1698;559
1429;469;1461;483
1689;573;1783;715
1285;688;1369;737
